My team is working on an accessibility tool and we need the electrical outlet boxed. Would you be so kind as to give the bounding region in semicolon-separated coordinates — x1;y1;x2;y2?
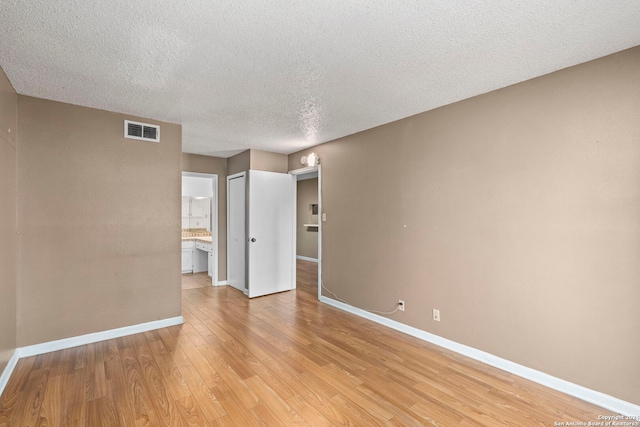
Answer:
398;300;405;311
433;309;440;322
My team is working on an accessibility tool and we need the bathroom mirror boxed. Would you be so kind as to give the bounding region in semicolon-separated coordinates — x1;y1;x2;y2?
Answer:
182;196;211;231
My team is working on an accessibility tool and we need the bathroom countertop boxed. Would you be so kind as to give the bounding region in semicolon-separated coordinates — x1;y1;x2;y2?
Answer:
181;236;213;244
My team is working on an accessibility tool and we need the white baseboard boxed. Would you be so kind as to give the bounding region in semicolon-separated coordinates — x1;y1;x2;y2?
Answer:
296;255;319;263
17;316;184;358
319;295;640;416
0;350;20;398
216;280;228;287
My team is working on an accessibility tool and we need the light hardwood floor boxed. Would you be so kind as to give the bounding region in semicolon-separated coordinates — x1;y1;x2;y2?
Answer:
182;272;212;290
0;260;613;426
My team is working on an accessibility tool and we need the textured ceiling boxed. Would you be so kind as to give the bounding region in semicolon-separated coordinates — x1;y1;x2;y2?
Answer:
1;1;640;157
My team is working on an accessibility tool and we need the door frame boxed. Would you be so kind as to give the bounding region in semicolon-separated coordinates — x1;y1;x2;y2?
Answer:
182;172;219;286
226;171;247;293
289;165;322;300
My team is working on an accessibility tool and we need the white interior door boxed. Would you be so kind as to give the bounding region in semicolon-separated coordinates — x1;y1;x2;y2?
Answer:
248;170;295;298
227;174;246;292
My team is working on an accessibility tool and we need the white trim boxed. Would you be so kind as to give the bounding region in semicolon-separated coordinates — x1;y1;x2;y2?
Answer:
317;165;322;301
296;255;319;263
212;175;219;286
226;171;247;180
319;296;640;416
288;166;318;176
216;280;228;286
0;350;20;397
17;316;184;358
290;174;297;290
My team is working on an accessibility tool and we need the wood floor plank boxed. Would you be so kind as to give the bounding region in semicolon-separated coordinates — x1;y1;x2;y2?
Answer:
135;339;188;427
86;396;126;427
156;327;180;353
244;375;307;425
250;402;300;427
63;402;86;427
178;321;209;348
9;367;49;427
174;395;207;427
63;362;89;426
355;381;427;426
190;343;260;410
211;338;259;380
410;398;465;426
85;343;107;402
285;394;335;427
0;260;620;426
147;339;192;402
313;362;395;421
119;346;164;426
0;356;36;424
329;393;390;425
181;272;211;290
169;345;227;422
249;358;296;401
210;383;261;427
37;372;69;427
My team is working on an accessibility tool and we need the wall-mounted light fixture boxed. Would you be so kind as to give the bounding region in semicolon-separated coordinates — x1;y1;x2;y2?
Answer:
300;152;320;167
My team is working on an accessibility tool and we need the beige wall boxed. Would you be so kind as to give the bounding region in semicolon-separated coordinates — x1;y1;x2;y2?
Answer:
228;149;288;176
296;178;319;259
0;67;17;374
288;47;640;405
250;149;288;173
17;96;182;346
227;150;250;176
181;153;227;280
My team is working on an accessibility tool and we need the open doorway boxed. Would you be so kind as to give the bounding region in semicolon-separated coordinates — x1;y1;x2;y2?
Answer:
181;172;219;288
290;165;322;299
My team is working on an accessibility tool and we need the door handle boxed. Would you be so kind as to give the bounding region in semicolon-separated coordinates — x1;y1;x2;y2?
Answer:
250;238;256;242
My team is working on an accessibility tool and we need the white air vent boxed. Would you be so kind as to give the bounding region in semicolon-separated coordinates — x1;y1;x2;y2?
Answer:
124;120;160;142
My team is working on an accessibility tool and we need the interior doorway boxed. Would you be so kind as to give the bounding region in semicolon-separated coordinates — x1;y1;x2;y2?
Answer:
181;172;218;287
289;165;322;299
